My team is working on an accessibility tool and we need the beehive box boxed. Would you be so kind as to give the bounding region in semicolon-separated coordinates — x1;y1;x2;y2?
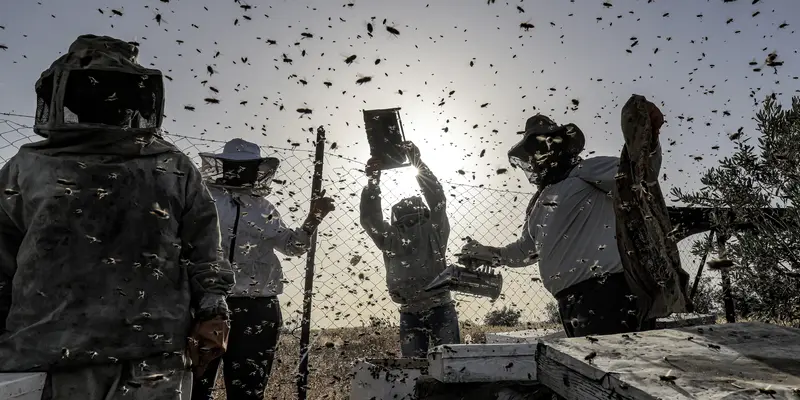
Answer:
428;343;539;383
349;358;427;400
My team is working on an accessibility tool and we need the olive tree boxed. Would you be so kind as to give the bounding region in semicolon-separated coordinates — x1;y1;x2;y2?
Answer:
672;95;800;325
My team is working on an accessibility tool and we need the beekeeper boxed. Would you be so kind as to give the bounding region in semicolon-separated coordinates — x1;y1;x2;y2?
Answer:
192;138;335;400
0;35;234;399
360;141;460;357
459;110;666;337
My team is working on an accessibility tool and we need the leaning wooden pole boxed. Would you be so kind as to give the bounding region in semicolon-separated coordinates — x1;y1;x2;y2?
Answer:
690;230;715;301
297;126;326;400
716;233;737;323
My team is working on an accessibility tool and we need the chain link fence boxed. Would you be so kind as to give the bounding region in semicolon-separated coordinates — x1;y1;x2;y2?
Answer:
0;115;715;398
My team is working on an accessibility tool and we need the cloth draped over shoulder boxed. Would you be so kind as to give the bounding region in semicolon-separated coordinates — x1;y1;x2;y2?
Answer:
614;94;692;325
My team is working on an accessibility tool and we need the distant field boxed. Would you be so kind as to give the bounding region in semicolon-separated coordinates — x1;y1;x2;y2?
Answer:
209;322;553;400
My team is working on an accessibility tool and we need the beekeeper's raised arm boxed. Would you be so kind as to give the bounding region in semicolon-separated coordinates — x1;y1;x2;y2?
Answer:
402;141;450;244
359;157;397;251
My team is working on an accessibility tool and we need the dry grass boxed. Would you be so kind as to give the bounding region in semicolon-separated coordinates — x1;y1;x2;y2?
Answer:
210;322;552;400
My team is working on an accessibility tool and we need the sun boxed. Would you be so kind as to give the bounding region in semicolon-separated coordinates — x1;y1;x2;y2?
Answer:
379;166;421;201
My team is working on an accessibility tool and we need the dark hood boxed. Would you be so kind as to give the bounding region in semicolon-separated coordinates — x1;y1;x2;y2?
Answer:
391;196;430;228
33;34;165;139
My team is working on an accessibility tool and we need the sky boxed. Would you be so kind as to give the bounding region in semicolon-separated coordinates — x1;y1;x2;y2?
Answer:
1;0;799;328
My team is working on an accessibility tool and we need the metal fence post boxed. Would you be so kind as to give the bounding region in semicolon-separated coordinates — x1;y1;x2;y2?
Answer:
297;125;326;400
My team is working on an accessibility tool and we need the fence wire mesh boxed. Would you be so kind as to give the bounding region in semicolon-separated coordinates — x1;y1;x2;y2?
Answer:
0;116;716;398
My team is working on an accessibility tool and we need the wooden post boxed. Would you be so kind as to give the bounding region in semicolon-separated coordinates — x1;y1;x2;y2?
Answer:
297;126;327;400
716;233;736;323
690;230;714;301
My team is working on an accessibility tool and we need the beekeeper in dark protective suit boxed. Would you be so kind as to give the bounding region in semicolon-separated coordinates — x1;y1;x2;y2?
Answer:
192;138;335;400
360;141;460;358
0;35;235;399
459;108;666;337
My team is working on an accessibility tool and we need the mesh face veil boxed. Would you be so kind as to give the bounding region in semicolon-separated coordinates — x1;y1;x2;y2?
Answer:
199;156;280;195
391;196;430;227
33;34;165;137
508;115;586;185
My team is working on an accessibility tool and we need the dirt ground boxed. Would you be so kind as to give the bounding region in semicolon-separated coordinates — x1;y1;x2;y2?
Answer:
209;323;546;400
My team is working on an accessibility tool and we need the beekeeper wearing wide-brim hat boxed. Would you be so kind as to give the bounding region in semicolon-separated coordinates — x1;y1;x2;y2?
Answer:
507;114;586;187
194;138;335;400
0;34;236;400
199;138;281;193
459;109;667;338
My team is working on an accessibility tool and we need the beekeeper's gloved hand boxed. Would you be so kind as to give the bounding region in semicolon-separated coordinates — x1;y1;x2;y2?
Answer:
188;294;231;376
459;238;502;268
303;189;336;233
401;141;423;167
195;293;230;321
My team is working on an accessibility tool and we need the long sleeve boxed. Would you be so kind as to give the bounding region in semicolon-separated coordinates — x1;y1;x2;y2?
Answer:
0;206;20;333
360;184;395;251
497;209;539;268
0;163;22;332
180;164;235;311
416;161;450;243
0;211;18;333
261;201;311;257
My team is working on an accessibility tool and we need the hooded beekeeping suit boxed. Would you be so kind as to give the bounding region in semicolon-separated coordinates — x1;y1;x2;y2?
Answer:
0;35;234;399
360;142;459;358
460;109;669;337
193;138;335;400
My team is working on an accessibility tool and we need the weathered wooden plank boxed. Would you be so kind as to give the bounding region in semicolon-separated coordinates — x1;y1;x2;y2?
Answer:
486;328;566;344
653;313;717;329
536;322;800;400
536;347;648;400
428;343;539;383
487;314;716;345
0;373;46;400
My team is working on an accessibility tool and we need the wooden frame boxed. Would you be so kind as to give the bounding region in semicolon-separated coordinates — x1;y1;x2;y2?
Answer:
362;107;410;171
486;314;717;345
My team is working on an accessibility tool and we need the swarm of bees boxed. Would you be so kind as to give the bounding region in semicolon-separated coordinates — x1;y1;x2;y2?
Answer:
0;0;798;398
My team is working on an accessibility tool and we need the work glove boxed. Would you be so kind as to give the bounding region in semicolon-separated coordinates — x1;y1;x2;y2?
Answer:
187;294;231;377
303;189;336;233
364;157;383;177
457;238;501;269
401;141;422;167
